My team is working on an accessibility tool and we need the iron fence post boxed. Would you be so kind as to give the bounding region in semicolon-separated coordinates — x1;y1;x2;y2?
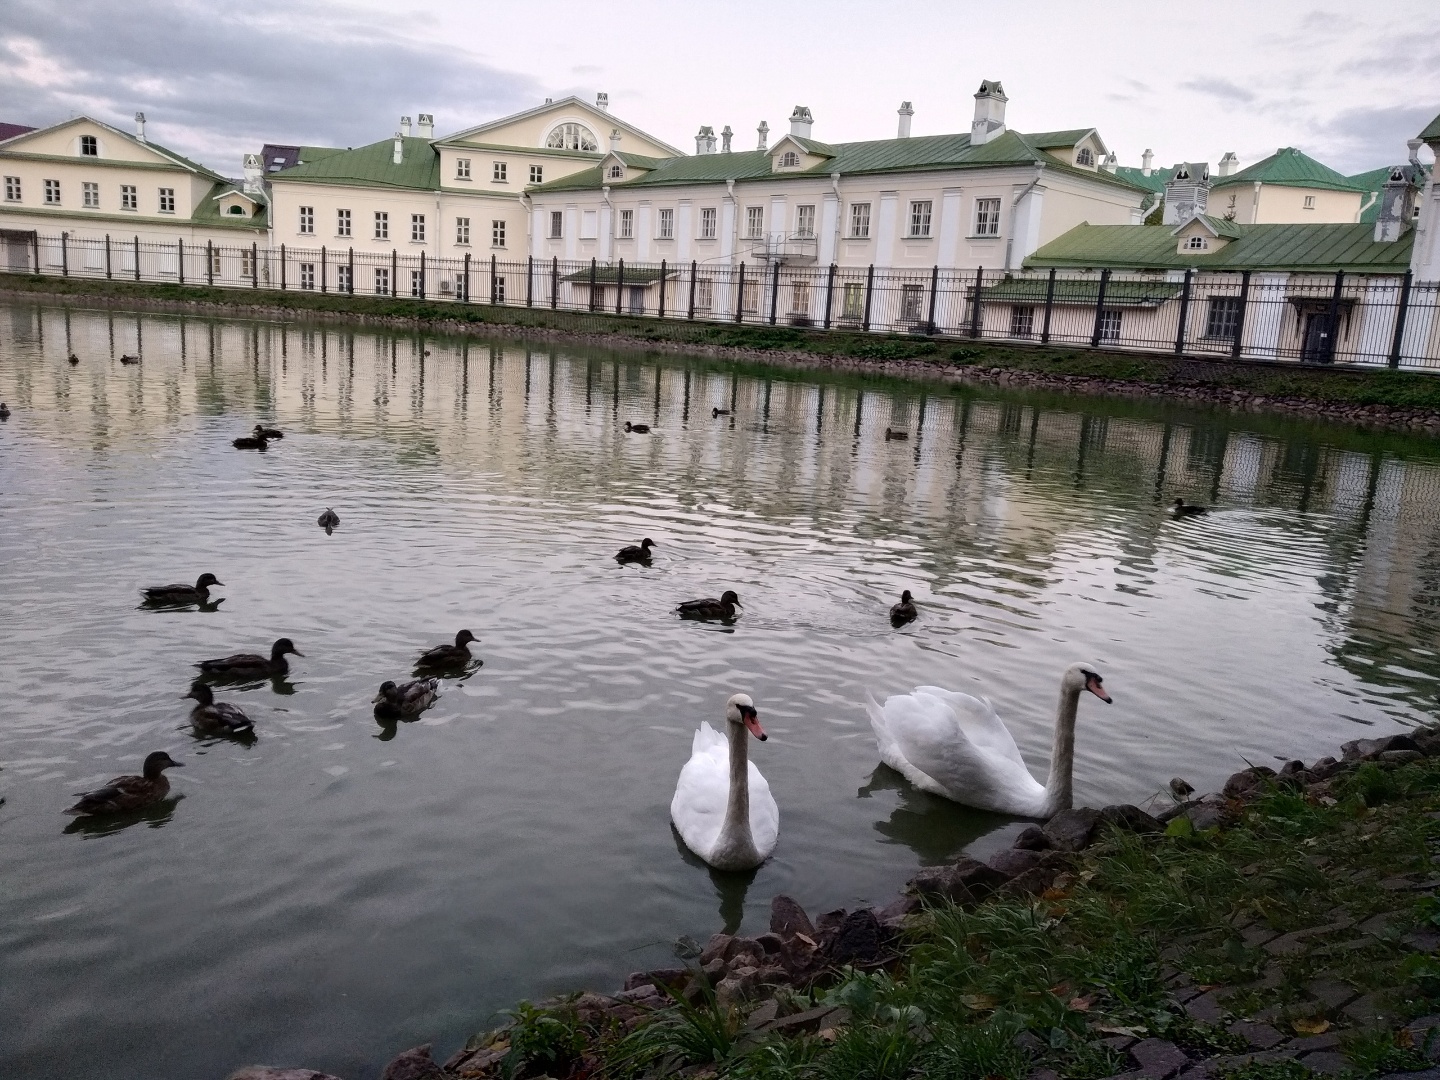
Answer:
615;258;624;316
490;253;497;304
736;262;746;324
348;247;354;294
1174;269;1193;354
527;255;534;307
1389;269;1413;369
133;236;140;282
391;249;397;297
769;260;780;325
926;264;940;332
105;234;112;280
463;252;471;302
177;237;183;284
657;259;668;318
320;246;327;293
419;250;426;300
1230;270;1251;359
551;256;559;309
1089;268;1111;347
969;266;984;339
1041;268;1057;343
589;257;598;311
687;260;697;320
206;240;214;286
251;242;258;288
823;263;836;329
1322;270;1345;364
60;232;68;277
862;264;874;331
280;243;286;290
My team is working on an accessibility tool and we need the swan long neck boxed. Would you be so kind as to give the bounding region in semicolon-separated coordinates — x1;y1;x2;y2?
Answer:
715;720;758;863
1044;680;1082;815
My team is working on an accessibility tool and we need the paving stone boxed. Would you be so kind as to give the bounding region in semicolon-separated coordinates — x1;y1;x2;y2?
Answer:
1374;1070;1440;1080
1129;1039;1189;1080
1227;1021;1285;1050
1185;990;1227;1024
1344;991;1400;1027
1306;979;1358;1010
1027;1070;1062;1080
1171;986;1203;1005
1302;1051;1349;1076
1241;925;1279;947
1289;1034;1342;1053
1251;1004;1286;1023
1264;917;1356;956
1360;912;1398;936
1405;930;1440;952
1101;1036;1139;1052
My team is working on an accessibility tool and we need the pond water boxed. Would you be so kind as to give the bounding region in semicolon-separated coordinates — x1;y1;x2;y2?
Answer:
2;302;1440;1080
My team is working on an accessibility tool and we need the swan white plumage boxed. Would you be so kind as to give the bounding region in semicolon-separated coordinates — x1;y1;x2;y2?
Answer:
865;663;1111;818
671;693;779;871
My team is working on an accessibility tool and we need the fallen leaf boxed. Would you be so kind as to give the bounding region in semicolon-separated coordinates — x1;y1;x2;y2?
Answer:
1042;887;1073;901
1068;996;1094;1013
961;993;999;1011
795;933;817;949
1292;1017;1330;1035
817;1027;839;1043
1097;1024;1143;1037
1397;1028;1415;1048
1078;870;1098;884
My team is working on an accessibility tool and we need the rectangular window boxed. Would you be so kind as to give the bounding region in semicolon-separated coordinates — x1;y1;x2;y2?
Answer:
208;249;222;276
796;204;816;238
842;281;865;319
618;208;634;239
82;181;99;208
158;187;175;213
456;217;470;244
410;214;425;242
492;161;507;182
745;206;763;239
1204;297;1241;340
1099;309;1122;342
411;269;424;296
456;158;471;180
549;210;563;238
80;134;97;156
120;185;137;210
1303;195;1316;209
1010;305;1035;338
908;200;933;238
374;211;389;240
529;164;543;184
337;264;352;292
741;280;760;312
44;179;60;205
240;248;253;279
3;176;19;201
337;208;351;237
299;262;315;290
658;208;674;239
849;202;871;238
901;284;925;321
297;205;313;234
374;266;390;295
974;197;1001;236
491;219;506;247
699;207;717;239
790;279;810;315
580;209;598;239
694;277;714;310
491;275;507;303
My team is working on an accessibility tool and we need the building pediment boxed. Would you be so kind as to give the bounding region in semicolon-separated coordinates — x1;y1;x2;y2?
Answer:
438;97;683;159
768;134;831;173
0;115;217;176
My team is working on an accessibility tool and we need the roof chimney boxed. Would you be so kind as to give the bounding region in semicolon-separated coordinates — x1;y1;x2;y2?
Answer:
970;80;1007;146
393;132;404;165
897;101;913;139
417;113;433;139
243;153;263;194
134;111;146;143
1101;151;1117;173
696;125;716;155
400;115;412;137
789;106;813;139
721;125;733;153
596;92;609;112
1375;163;1420;243
757;120;769;151
1141;148;1153;176
1218;151;1239;177
1409;137;1424;166
609;128;622;153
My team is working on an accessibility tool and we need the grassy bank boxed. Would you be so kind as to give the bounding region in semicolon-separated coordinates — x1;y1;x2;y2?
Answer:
6;273;1440;418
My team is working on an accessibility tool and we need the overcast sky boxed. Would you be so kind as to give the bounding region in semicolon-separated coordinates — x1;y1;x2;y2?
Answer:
2;0;1437;178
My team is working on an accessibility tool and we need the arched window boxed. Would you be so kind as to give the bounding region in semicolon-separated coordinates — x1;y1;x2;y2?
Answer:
608;164;624;179
779;151;799;168
1185;235;1207;250
546;123;598;151
228;204;247;215
1075;147;1094;167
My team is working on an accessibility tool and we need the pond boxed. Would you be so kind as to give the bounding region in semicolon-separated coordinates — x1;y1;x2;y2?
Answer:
2;302;1439;1080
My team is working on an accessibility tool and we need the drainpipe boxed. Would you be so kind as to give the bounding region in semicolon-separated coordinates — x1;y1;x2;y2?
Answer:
726;177;738;262
1251;181;1262;224
602;185;613;260
830;171;843;260
1007;164;1046;271
520;191;532;251
1356;190;1378;224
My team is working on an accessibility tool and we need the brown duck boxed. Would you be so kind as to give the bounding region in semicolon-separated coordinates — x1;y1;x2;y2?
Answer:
64;752;182;816
415;630;478;670
197;637;303;678
678;590;741;621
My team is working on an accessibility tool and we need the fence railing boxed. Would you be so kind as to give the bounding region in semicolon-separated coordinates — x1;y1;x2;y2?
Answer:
5;230;1439;371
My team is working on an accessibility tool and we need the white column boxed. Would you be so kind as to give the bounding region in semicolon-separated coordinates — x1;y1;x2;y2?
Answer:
564;206;577;260
1245;272;1288;360
1007;186;1045;270
720;199;737;263
599;203;613;261
875;191;898;267
769;194;787;242
819;192;839;264
936;187;963;268
636;200;652;262
677;200;693;263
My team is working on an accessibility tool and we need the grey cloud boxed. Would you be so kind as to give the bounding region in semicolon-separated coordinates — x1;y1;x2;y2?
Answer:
0;0;541;173
1180;77;1256;104
1308;103;1440;173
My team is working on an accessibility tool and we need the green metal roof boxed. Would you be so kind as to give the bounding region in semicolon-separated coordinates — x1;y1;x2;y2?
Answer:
980;278;1181;307
561;265;669;284
1024;129;1094;149
1211;147;1363;192
191;181;268;230
1350;163;1433;222
1025;222;1412;273
267;136;440;191
1194;214;1244;239
1420;111;1440;143
616;152;668;169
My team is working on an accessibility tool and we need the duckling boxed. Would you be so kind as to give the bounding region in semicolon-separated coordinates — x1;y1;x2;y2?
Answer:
119;354;140;365
197;637;303;678
1169;777;1195;800
232;435;269;450
0;402;10;420
616;537;656;564
885;427;908;441
317;508;340;530
68;353;80;365
64;752;182;816
677;590;741;621
373;678;439;719
415;630;478;670
890;589;918;626
625;421;651;434
1171;498;1208;518
253;424;284;440
184;681;255;736
712;407;730;417
142;572;223;605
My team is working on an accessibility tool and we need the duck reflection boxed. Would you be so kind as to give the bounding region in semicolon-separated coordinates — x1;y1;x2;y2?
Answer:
858;764;1010;865
670;823;756;934
140;596;226;613
62;796;180;837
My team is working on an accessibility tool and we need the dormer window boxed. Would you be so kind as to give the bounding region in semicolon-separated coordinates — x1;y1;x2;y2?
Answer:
80;135;97;156
1185;235;1207;250
1075;147;1094;167
228;204;247;216
608;164;624;179
779;151;799;168
1303;195;1316;209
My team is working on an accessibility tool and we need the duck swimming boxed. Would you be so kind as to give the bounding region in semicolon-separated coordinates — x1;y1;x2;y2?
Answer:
253;424;284;440
68;353;80;365
415;630;478;670
890;589;918;626
119;354;140;365
373;678;439;719
232;435;268;450
0;403;9;420
712;407;730;417
64;752;182;816
678;590;741;621
624;421;651;434
317;508;340;530
184;681;255;736
1171;498;1208;518
142;573;223;605
197;637;303;678
616;537;656;564
885;427;908;441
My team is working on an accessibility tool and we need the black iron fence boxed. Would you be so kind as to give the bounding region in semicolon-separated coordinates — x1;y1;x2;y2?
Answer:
7;230;1440;370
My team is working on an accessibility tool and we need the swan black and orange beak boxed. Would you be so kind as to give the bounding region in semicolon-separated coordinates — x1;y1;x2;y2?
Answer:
740;704;767;740
1085;674;1112;704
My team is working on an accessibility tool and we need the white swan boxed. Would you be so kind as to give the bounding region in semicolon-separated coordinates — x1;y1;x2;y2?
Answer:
865;663;1111;818
671;693;779;871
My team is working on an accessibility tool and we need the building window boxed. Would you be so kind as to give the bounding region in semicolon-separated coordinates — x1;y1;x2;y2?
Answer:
1076;147;1094;167
208;248;222;276
411;269;424;296
549;210;563;238
529;164;543;184
908;200;933;238
607;164;624;179
299;262;315;290
658;208;674;239
82;182;99;208
790;279;810;315
374;266;390;295
974;197;1000;236
337;264;351;292
580;210;598;239
121;184;137;210
746;206;763;239
456;158;471;180
297;205;313;233
618;209;633;238
849;202;871;238
3;176;19;201
492;161;507;182
44;179;60;205
700;207;717;239
158;187;175;213
779;151;799;168
796;204;815;238
1303;195;1316;209
546;123;598;151
411;214;425;242
1185;235;1208;250
901;284;925;321
374;211;389;240
1204;296;1242;340
741;280;760;312
491;275;507;303
1098;309;1122;342
694;277;714;310
1010;305;1035;338
456;217;470;245
842;281;865;319
491;219;506;247
240;248;253;279
80;134;98;156
337;208;351;237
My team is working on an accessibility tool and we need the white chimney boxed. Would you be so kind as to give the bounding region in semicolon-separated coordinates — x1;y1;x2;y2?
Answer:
970;80;1007;146
1101;151;1118;173
1408;138;1423;166
721;125;733;153
243;153;263;194
789;106;814;138
609;128;622;153
596;92;609;112
393;133;404;165
695;125;716;155
417;113;434;138
134;112;146;143
757;121;769;151
1141;148;1154;176
400;115;412;137
897;101;914;139
1218;151;1239;177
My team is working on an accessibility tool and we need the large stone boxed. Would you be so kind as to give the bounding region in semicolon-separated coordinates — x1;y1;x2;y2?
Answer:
1186;798;1228;831
615;983;662;1004
770;895;816;940
625;967;687;992
1100;804;1163;835
907;866;978;905
379;1045;444;1080
990;848;1048;877
1341;734;1421;761
1129;1038;1189;1079
1184;989;1227;1024
1309;756;1342;780
699;933;732;965
1227;1022;1285;1050
1043;807;1103;851
1223;767;1275;799
1299;1051;1348;1076
874;894;922;927
826;909;884;965
1014;825;1050;849
225;1070;345;1080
